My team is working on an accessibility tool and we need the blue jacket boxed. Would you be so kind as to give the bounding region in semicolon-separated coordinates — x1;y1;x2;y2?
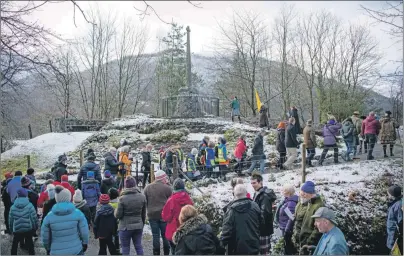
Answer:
82;179;101;207
77;161;102;189
41;202;89;255
313;226;349;255
205;148;216;168
387;198;403;249
7;176;22;203
9;197;38;233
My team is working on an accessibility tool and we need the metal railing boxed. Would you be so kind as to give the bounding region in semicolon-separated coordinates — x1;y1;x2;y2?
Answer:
160;95;220;118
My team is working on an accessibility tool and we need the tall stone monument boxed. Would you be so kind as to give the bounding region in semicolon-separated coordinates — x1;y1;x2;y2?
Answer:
173;26;202;118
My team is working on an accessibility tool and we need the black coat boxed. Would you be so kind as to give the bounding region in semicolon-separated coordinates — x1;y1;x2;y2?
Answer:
253;186;277;236
53;162;68;182
285;124;299;148
103;152;120;175
173;215;225;255
94;204;117;239
75;200;92;227
276;129;286;153
141;151;151;173
289;108;302;134
221;198;261;255
100;177;117;194
42;198;57;225
251;134;264;160
27;190;39;214
1;179;12;210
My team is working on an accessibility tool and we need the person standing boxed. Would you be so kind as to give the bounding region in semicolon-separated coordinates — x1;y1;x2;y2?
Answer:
379;111;400;158
283;117;299;170
81;171;101;225
215;138;229;180
361;111;381;160
94;194;118;255
7;170;23;204
2;172;14;234
259;105;270;130
60;175;75;201
303;120;317;167
100;170;117;194
141;144;153;186
340;118;355;161
311;207;349;255
52;154;68;182
251;173;277;255
103;147;122;178
220;184;261;255
276;121;287;169
205;142;216;179
386;185;403;254
318;118;342;166
230;96;241;123
234;135;247;175
144;170;173;255
289;106;302;134
248;129;266;174
78;153;102;189
41;184;56;226
351;111;362;157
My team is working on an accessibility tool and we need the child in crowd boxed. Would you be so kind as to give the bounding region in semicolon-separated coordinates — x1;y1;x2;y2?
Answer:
82;171;101;225
94;194;118;255
185;148;200;181
108;188;120;254
73;189;92;228
25;168;36;191
205;141;216;178
101;170;116;194
41;184;56;226
60;175;75;201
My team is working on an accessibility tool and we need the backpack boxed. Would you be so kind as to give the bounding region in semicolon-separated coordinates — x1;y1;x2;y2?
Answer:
83;182;99;205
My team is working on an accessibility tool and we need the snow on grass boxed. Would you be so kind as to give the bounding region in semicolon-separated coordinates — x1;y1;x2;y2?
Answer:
188;133;222;141
1;132;94;169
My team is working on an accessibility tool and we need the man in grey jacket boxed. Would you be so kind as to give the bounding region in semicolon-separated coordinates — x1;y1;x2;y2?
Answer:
248;129;266;174
283;117;300;170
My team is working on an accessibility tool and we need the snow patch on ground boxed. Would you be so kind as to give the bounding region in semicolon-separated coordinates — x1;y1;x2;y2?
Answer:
1;132;94;169
188;133;222;141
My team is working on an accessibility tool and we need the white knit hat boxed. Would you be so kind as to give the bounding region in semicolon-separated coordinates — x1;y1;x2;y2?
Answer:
155;169;168;183
55;185;71;203
191;148;198;155
73;189;83;203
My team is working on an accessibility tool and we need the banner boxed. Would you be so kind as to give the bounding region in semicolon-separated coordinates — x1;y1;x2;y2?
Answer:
255;89;262;112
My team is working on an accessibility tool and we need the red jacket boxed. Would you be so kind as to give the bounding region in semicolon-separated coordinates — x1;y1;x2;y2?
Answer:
162;191;193;241
37;181;61;208
234;138;247;159
361;116;381;136
247;192;251;199
61;181;75;201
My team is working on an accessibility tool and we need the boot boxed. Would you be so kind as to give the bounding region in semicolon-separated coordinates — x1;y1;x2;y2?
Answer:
231;116;234;122
238;116;241;123
163;247;170;255
153;249;160;255
390;146;394;157
383;147;388;158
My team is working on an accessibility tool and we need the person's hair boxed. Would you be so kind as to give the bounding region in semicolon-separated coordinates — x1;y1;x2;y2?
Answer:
234;96;238;99
122;145;130;153
234;184;247;199
251;173;263;183
369;111;375;116
282;184;295;195
15;171;22;176
109;147;117;153
179;205;198;225
231;177;244;188
208;141;215;148
146;144;153;150
289;117;295;123
27;168;35;175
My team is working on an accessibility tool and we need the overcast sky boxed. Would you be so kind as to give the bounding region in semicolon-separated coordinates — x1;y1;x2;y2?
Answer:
28;1;402;95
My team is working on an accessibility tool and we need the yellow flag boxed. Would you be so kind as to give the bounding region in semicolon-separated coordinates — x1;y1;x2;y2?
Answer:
391;239;401;256
255;89;262;112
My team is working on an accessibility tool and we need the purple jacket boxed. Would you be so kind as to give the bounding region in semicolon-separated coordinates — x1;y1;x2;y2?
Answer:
323;122;342;146
277;195;298;232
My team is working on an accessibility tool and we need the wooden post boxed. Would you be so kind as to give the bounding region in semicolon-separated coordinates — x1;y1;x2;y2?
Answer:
301;143;307;183
173;155;178;180
49;120;53;132
27;155;31;168
28;124;33;139
150;163;155;183
135;158;139;185
0;137;3;153
79;150;83;166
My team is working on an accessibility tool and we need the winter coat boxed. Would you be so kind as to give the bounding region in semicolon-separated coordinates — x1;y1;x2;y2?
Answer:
286;123;299;148
1;179;12;211
186;153;197;173
379;117;399;145
25;174;37;191
313;226;349;255
221;198;261;255
351;115;362;135
53;162;68;182
25;189;39;214
9;197;38;233
162;190;194;241
387;197;403;249
234;138;247;159
323;123;342;146
293;195;325;247
100;177;117;194
61;181;75;201
215;143;229;164
41;202;89;255
37;181;61;208
77;161;102;189
141;151;151;173
205;148;216;168
259;106;270;128
42;198;57;225
341;121;355;143
173;214;225;255
103;152;120;175
251;134;264;160
276;129;286;153
276;195;299;232
81;179;101;207
94;204;117;239
303;125;317;149
144;181;172;220
7;176;22;203
118;152;132;175
361;115;381;136
253;186;277;236
74;200;92;226
230;99;240;110
289;108;302;134
115;187;146;231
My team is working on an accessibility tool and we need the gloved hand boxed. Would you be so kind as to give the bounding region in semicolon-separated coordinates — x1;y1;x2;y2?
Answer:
82;244;88;252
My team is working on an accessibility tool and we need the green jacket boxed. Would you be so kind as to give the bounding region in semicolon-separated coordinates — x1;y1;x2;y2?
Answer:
292;195;324;248
230;99;240;110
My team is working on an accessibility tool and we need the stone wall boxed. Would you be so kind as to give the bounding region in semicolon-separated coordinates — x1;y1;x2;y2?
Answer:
54;118;108;132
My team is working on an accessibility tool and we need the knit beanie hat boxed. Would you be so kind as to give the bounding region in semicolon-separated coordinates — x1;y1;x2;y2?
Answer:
173;178;185;192
125;176;136;188
388;185;402;198
17;188;28;198
15;170;23;176
301;181;316;194
61;175;69;182
108;188;119;200
99;194;110;204
87;171;95;179
306;119;313;126
45;172;55;180
55;185;71;203
155;170;168;183
73;189;83;203
277;121;286;130
21;176;31;188
4;172;13;180
104;170;111;178
47;184;56;199
191;148;198;155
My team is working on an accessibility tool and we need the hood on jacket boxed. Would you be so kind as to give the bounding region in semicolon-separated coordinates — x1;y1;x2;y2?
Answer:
171;191;192;204
13;197;31;209
102;177;114;186
173;214;208;244
366;115;376;122
285;194;299;203
74;199;88;209
82;179;100;185
82;161;99;171
103;152;115;158
121;187;141;196
228;198;254;213
256;186;277;201
98;203;114;216
52;201;76;216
